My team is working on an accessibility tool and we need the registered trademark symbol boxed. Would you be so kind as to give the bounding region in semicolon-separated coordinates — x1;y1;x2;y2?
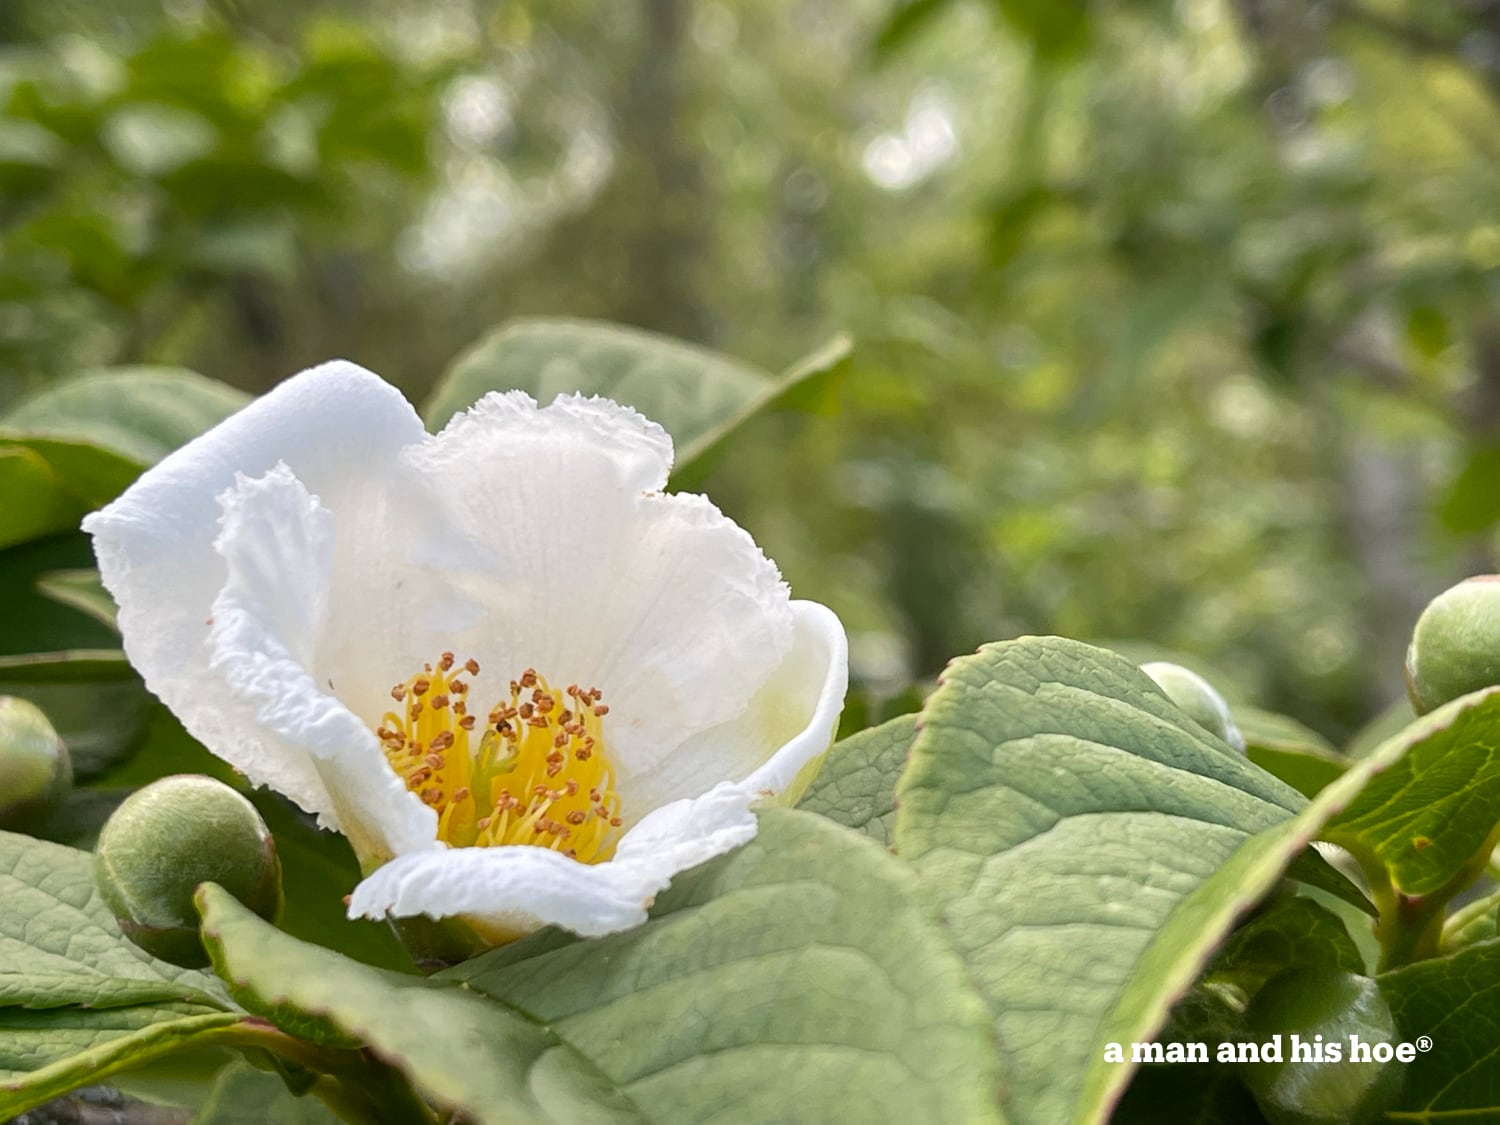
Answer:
1417;1036;1433;1052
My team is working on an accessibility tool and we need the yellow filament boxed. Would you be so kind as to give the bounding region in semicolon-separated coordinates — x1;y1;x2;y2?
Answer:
376;653;622;863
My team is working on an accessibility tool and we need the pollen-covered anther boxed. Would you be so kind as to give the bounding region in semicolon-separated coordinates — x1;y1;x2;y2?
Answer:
378;657;622;863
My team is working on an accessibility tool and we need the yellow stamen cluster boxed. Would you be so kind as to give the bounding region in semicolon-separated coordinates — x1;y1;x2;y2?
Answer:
377;653;622;863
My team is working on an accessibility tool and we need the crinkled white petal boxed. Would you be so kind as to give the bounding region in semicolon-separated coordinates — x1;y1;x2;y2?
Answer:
348;782;758;937
618;600;849;814
379;393;794;778
83;361;426;820
207;465;437;860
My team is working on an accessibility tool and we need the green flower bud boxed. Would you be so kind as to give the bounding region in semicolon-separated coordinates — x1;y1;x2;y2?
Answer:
1140;661;1246;752
1240;970;1405;1125
94;775;282;968
0;697;72;830
1405;576;1500;715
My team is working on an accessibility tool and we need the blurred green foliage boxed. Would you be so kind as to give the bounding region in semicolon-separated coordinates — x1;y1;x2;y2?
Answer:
5;0;1500;739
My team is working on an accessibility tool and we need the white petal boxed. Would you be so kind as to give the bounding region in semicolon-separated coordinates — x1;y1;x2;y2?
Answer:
207;465;436;860
348;782;758;938
84;361;426;819
431;391;675;494
610;780;761;870
619;600;848;814
389;393;794;776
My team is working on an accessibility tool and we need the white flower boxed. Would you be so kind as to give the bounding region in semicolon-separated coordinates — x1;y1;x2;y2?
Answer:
84;361;847;939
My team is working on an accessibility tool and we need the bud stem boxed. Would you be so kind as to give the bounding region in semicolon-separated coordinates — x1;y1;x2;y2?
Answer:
1361;820;1500;971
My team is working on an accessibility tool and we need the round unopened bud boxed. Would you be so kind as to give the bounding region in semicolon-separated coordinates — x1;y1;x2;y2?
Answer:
1240;970;1404;1125
1140;661;1246;752
1405;576;1500;715
94;775;282;968
0;697;72;830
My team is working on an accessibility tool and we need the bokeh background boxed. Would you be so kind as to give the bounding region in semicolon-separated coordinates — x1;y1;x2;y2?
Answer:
4;0;1498;741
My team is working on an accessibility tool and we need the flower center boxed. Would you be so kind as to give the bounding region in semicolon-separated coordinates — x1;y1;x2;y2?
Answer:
377;653;623;862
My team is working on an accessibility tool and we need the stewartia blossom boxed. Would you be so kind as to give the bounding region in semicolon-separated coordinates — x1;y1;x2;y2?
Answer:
84;361;847;939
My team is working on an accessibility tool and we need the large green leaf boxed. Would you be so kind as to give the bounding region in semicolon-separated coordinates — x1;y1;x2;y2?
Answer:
1380;938;1500;1119
446;809;1003;1125
891;637;1322;1125
0;365;250;507
796;713;916;845
891;638;1500;1125
0;831;239;1118
0;830;227;1011
197;884;644;1125
1323;686;1500;896
422;318;848;480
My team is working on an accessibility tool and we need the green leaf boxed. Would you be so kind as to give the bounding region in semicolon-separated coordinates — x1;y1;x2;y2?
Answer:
422;318;848;481
891;639;1500;1125
0;1005;244;1118
0;831;239;1118
0;447;86;551
1380;937;1500;1119
1284;847;1377;918
1211;896;1368;988
1236;706;1336;757
196;1059;342;1125
447;809;1004;1125
1323;686;1500;896
0;650;130;681
1440;886;1500;954
672;332;851;490
0;366;250;507
890;637;1317;1125
1159;897;1368;1055
0;830;228;1011
1239;705;1347;798
796;713;916;845
196;884;646;1125
33;568;118;631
